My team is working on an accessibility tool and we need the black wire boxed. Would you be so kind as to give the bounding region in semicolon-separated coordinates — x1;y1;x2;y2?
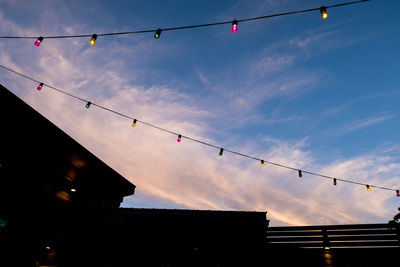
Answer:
0;63;397;194
0;0;370;40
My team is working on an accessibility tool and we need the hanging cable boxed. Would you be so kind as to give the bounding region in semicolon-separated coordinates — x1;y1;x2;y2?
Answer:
0;1;370;42
0;63;398;196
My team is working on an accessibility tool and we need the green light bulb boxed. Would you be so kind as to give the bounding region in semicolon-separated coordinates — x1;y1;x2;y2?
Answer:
154;29;162;39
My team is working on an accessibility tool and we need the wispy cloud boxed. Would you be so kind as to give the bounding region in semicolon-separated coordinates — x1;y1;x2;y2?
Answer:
251;54;296;76
343;115;394;133
324;89;400;116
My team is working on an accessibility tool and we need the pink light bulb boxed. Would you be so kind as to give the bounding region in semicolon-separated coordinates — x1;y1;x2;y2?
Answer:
34;37;43;47
37;83;44;91
397;190;399;197
177;135;182;142
232;20;238;33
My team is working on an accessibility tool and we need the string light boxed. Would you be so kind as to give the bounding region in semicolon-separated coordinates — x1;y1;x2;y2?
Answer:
320;6;328;19
34;36;43;47
1;63;398;197
177;134;182;142
154;29;162;39
90;34;97;45
333;178;337;186
37;83;44;91
219;148;224;156
0;1;370;43
261;160;265;167
366;185;371;192
132;119;137;127
232;20;238;33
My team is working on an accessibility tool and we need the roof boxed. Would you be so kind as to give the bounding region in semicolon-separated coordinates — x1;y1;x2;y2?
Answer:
0;84;135;202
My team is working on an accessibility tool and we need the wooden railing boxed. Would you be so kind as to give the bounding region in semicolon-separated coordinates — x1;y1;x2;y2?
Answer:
267;223;400;249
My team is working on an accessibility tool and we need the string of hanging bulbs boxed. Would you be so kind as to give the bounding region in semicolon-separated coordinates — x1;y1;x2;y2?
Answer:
0;63;398;197
0;0;370;47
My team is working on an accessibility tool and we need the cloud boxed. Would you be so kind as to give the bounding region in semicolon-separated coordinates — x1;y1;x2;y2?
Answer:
252;54;296;76
343;115;394;133
324;89;400;116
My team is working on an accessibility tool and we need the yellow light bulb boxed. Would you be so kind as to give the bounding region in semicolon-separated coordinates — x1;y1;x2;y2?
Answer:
261;160;265;167
132;119;137;127
366;185;371;191
90;34;97;45
320;6;328;20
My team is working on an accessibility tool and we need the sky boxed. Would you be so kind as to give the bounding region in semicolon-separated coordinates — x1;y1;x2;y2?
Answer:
0;0;399;226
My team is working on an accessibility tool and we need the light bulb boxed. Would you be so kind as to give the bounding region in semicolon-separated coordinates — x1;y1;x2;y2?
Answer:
90;34;97;45
34;37;43;47
219;148;224;156
132;119;137;127
298;170;302;178
320;6;328;19
37;83;44;91
333;178;337;186
154;29;162;39
396;190;399;197
177;134;181;142
232;20;238;33
261;160;265;167
366;185;371;191
85;102;91;109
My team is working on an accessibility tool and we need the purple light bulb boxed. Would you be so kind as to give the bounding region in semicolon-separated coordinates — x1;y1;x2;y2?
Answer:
232;20;238;33
34;37;43;47
177;135;182;143
37;83;44;91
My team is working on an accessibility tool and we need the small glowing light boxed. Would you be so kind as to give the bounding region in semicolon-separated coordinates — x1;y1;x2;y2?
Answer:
34;36;43;47
85;102;91;109
132;119;137;127
396;190;399;197
320;6;328;19
177;134;182;142
37;82;44;91
0;218;7;228
46;246;51;250
71;188;76;192
333;178;337;186
261;160;265;167
324;247;330;250
232;20;238;33
366;185;371;191
154;29;162;39
90;34;97;45
219;148;224;156
298;170;302;178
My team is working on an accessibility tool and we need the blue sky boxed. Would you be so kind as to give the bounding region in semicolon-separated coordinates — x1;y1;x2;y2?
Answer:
1;0;399;225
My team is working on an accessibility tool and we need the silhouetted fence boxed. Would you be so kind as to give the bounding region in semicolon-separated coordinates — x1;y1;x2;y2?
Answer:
267;223;400;249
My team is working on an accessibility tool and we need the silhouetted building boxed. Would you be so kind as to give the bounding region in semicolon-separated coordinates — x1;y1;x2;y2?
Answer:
113;208;269;266
0;84;136;266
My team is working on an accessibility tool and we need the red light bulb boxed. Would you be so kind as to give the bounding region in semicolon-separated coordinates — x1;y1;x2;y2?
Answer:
37;83;44;91
232;20;238;33
34;37;43;47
